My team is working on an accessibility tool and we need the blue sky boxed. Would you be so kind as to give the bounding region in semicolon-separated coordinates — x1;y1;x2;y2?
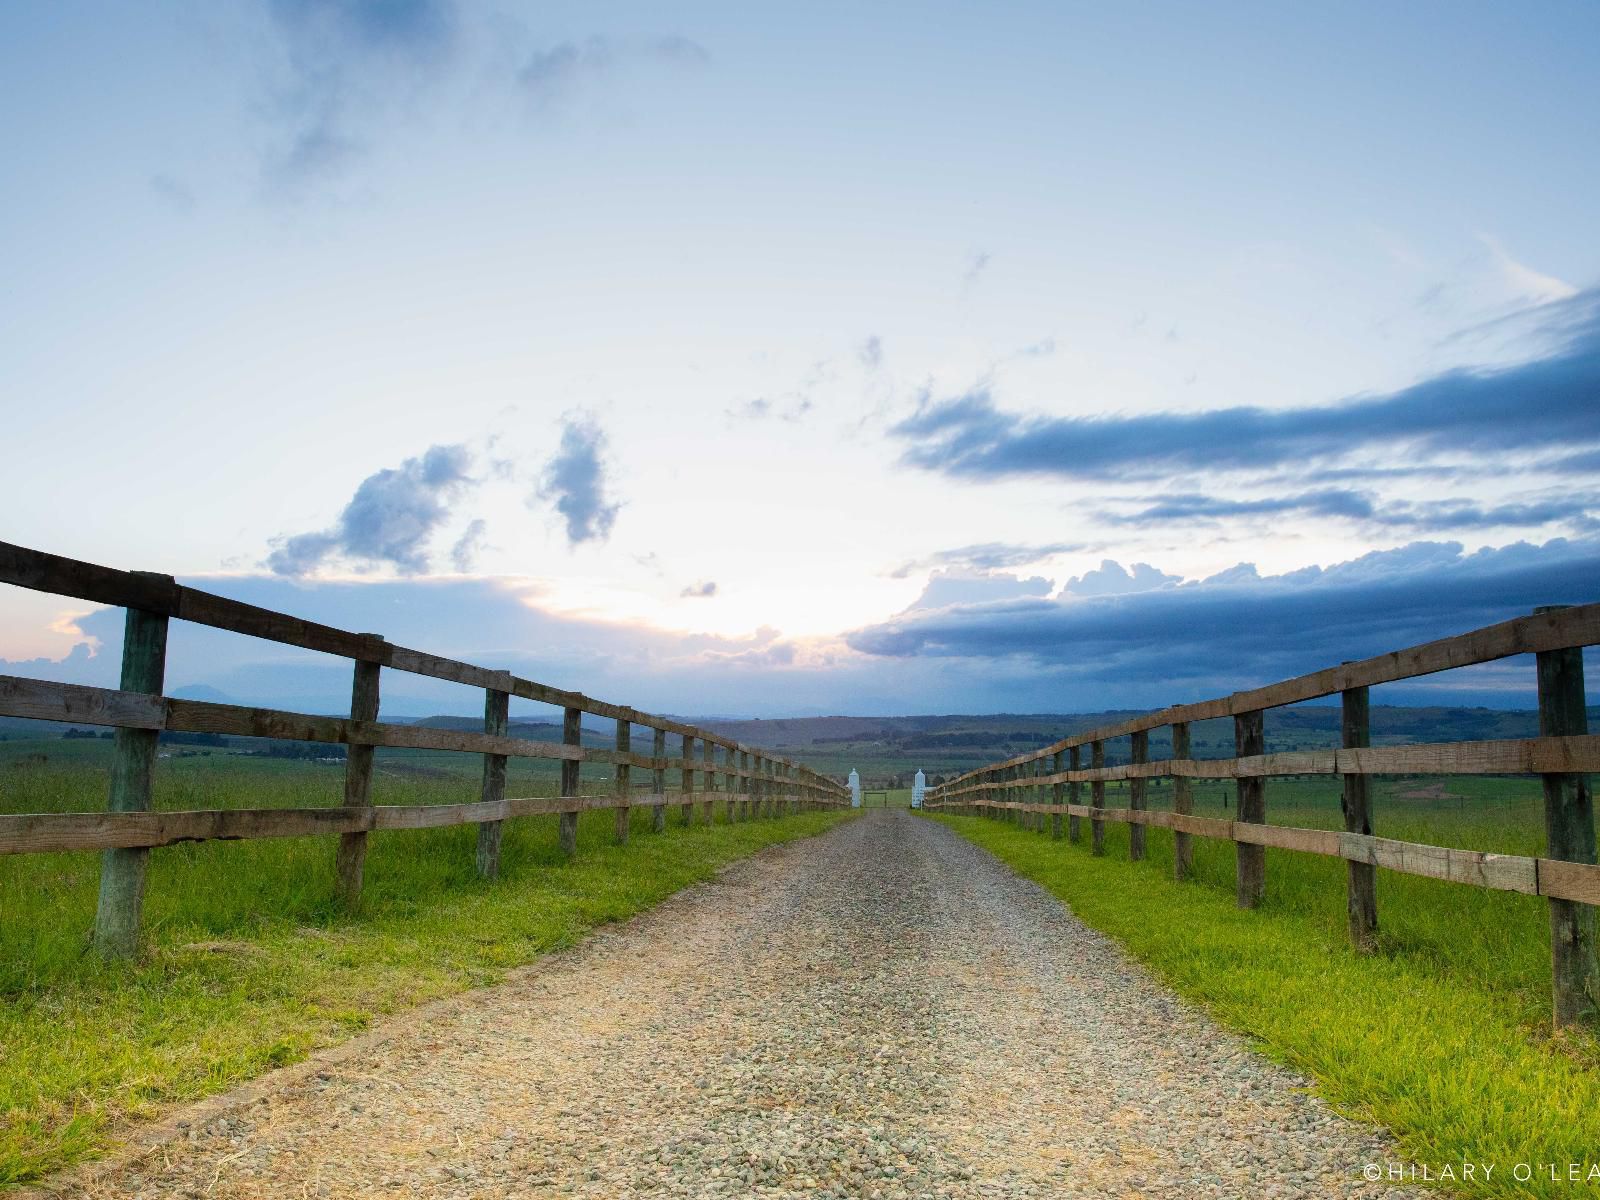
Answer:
2;1;1598;716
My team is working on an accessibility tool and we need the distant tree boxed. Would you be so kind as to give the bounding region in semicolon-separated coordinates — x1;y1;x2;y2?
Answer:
243;741;346;761
159;731;228;748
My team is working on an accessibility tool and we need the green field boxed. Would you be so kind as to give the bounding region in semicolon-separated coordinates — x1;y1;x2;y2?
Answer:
0;740;851;1186
932;776;1600;1199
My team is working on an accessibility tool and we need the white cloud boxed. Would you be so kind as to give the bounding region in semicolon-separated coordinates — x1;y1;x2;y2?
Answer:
1477;233;1578;305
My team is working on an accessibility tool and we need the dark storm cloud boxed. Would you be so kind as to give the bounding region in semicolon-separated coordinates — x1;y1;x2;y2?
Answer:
889;290;1600;484
1098;489;1600;531
846;537;1600;689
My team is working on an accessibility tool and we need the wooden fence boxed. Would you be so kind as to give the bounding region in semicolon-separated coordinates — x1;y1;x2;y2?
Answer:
924;603;1599;1028
0;541;849;957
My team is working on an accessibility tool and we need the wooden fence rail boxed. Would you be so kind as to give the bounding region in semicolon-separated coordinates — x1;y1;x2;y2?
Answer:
925;602;1598;1029
0;541;849;957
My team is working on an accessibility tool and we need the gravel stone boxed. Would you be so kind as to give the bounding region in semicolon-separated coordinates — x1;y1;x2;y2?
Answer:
37;812;1424;1198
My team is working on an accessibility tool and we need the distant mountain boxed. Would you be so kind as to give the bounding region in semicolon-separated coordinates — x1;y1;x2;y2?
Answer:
169;683;235;703
414;715;566;741
691;706;1600;786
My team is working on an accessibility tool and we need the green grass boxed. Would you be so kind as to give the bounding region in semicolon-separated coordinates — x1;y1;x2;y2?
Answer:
932;777;1600;1199
0;751;851;1186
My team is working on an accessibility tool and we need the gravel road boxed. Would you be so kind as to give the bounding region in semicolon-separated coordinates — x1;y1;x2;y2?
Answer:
43;811;1421;1199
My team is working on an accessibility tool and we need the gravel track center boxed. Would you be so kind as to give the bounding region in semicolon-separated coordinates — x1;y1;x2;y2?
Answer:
32;811;1420;1199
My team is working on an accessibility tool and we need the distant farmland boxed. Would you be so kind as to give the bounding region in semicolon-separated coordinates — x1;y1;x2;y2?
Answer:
693;706;1590;786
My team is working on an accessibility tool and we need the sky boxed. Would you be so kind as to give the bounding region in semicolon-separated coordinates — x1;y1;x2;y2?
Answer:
2;0;1599;718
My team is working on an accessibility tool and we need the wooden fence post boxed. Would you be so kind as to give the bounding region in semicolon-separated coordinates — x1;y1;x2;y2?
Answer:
1340;683;1376;949
702;738;715;825
652;726;667;832
1172;721;1193;880
1535;606;1598;1027
475;677;510;879
1040;759;1050;830
614;718;632;844
559;706;581;856
1090;740;1106;855
724;745;736;819
1234;709;1266;908
1051;749;1064;839
1068;745;1082;843
335;639;382;909
679;735;695;825
1129;730;1148;861
1036;758;1047;831
738;751;749;820
93;592;170;957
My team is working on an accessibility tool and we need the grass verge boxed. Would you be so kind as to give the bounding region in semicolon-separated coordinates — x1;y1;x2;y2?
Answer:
0;759;850;1187
931;805;1600;1200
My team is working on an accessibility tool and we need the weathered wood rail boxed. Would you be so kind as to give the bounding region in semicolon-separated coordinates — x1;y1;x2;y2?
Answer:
0;541;849;956
925;602;1599;1028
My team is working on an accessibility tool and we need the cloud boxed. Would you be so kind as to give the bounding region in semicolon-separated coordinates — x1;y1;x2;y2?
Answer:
1012;337;1056;359
1100;489;1600;531
962;251;991;290
17;540;1594;720
858;336;883;371
517;33;709;109
1552;449;1600;475
149;173;196;213
270;123;364;187
25;576;824;717
268;443;476;576
906;569;1053;611
0;641;105;687
694;627;798;667
681;580;718;598
727;396;812;423
1061;560;1180;597
262;0;458;191
846;535;1600;697
889;541;1089;578
450;518;487;571
889;289;1600;484
535;414;621;545
1098;489;1600;532
1478;233;1578;305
